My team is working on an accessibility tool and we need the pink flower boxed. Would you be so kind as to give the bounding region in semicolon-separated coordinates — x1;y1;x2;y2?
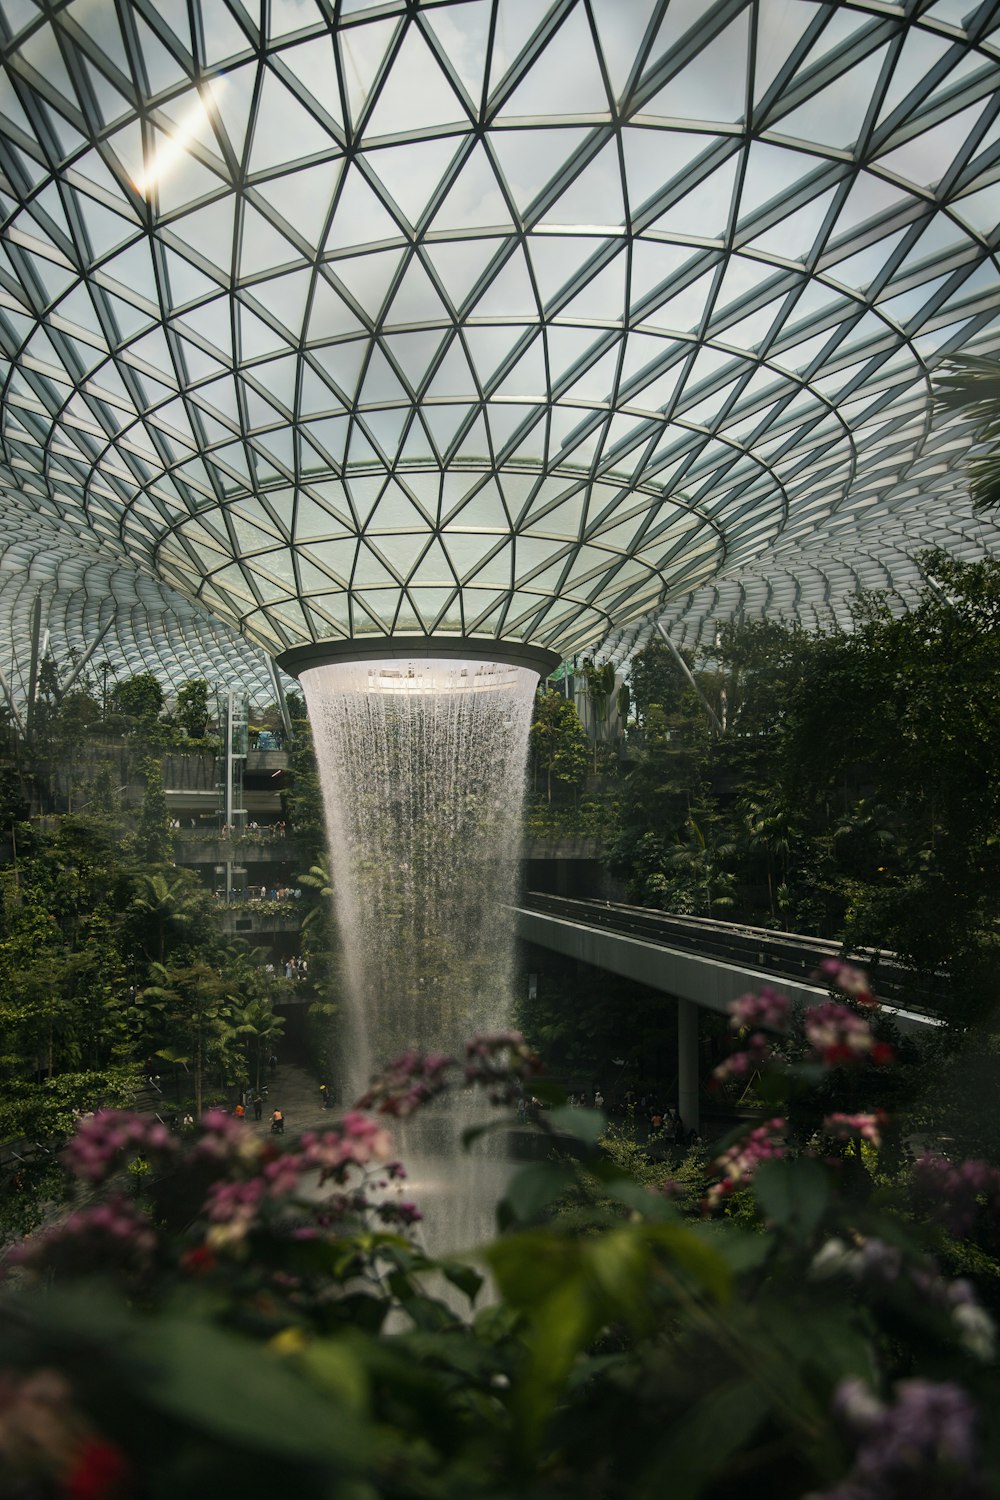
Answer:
804;1002;878;1064
704;1118;786;1209
814;957;878;1008
728;986;790;1034
823;1112;886;1148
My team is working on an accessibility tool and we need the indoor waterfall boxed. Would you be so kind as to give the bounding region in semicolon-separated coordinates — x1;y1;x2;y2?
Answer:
300;655;539;1251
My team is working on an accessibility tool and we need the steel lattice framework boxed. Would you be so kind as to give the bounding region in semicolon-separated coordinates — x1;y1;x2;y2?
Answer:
0;0;998;681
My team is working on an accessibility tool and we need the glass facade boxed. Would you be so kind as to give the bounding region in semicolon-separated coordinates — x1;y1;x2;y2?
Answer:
0;0;998;677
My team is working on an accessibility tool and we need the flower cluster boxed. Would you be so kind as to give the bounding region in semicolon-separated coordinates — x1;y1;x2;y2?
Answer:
6;1196;156;1279
355;1050;454;1117
704;1119;785;1210
729;985;791;1033
823;1112;887;1149
912;1152;1000;1238
0;1367;131;1499
808;1377;983;1499
190;1108;265;1166
63;1110;176;1182
810;1240;997;1363
712;1030;772;1083
814;957;879;1008
464;1030;543;1103
803;1001;893;1068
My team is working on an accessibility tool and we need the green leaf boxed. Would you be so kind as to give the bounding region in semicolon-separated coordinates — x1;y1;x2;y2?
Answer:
498;1162;579;1227
752;1158;830;1243
546;1104;605;1144
439;1259;484;1304
637;1378;772;1500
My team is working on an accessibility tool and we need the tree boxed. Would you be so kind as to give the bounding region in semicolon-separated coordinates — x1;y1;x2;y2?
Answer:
934;354;1000;511
140;961;234;1118
110;672;164;724
127;870;211;967
580;659;616;770
175;680;210;739
137;758;171;863
627;637;692;728
529;691;589;802
231;996;286;1090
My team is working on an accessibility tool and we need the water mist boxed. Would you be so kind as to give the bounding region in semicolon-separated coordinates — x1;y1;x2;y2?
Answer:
299;654;540;1251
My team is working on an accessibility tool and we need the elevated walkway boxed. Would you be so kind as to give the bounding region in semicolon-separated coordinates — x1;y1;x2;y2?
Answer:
514;893;941;1034
513;893;942;1135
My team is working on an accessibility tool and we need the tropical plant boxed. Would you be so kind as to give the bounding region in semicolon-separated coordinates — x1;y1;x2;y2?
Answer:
934;354;1000;511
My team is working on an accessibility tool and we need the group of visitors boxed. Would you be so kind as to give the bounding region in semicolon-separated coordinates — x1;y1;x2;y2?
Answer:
232;1099;285;1133
249;884;302;903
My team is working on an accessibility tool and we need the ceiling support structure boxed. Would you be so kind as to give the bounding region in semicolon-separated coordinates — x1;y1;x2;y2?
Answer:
24;597;43;739
52;617;114;702
654;621;723;735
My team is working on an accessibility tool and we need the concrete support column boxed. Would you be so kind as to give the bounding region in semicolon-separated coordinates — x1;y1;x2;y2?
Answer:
677;997;700;1136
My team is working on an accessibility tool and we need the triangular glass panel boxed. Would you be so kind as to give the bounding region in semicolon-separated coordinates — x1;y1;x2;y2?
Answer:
201;6;252;69
775;45;889;150
255;159;343;251
492;335;546;397
135;13;190;94
498;3;608;116
423;0;492;109
382;328;448;390
643;267;716;333
526;233;608;306
876;101;988;189
561;346;618;404
558;250;627;322
650;155;739;240
738;141;827;224
546;325;607;386
484;402;538;454
743;187;837;261
643;11;749;124
358;346;407;404
489;128;590;213
424;237;505;311
384;257;449;324
324;166;401;250
279;37;345;132
538;141;625;228
307;277;365;341
366;487;430;533
753;0;822;102
470;247;537;318
364;25;466;135
315;340;367;399
423;402;471;456
331;248;404;318
363;137;460;226
172;196;236;274
430;141;513;231
239;203;301;277
426;337;479;399
360;405;410;459
876;28;951;127
488;0;545;95
410;538;457;586
622;127;714;216
453;410;491;460
463;323;529;383
442;474;510;527
717;296;786;350
591;0;658;103
339;17;400;129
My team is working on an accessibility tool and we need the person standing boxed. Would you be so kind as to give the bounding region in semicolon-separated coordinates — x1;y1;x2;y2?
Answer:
271;1108;284;1135
252;1094;263;1121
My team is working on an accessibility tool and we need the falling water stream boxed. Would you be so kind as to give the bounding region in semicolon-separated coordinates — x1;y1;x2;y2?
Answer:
300;656;539;1254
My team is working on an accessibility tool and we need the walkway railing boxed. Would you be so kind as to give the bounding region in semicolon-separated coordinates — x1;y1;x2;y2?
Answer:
521;892;944;1014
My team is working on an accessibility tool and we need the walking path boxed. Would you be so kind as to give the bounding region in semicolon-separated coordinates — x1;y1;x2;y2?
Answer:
242;1060;332;1136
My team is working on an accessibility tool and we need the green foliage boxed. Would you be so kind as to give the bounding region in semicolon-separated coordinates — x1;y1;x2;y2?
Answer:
136;757;171;863
175;679;211;739
529;689;589;802
110;671;164;724
934;353;1000;511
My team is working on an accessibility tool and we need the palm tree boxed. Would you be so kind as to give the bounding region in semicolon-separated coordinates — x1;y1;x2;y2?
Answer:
129;871;206;965
934;356;1000;511
230;997;286;1091
140;961;233;1118
298;856;333;931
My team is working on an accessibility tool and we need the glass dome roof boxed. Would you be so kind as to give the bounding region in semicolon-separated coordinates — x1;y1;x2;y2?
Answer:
0;0;998;665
